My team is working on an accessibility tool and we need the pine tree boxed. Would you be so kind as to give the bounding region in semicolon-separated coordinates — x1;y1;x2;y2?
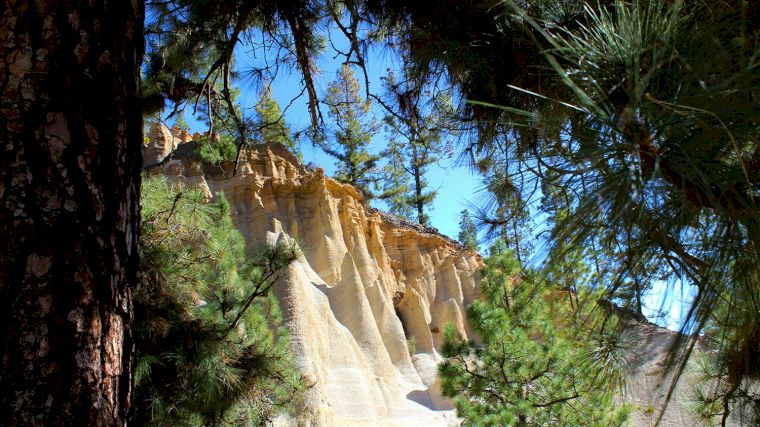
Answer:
255;85;300;158
377;69;450;226
323;64;380;198
473;157;534;264
458;210;478;250
379;139;415;220
132;176;302;426
192;82;247;166
378;129;437;226
359;2;760;418
439;241;631;426
534;4;760;419
173;112;190;131
142;0;325;163
0;2;143;424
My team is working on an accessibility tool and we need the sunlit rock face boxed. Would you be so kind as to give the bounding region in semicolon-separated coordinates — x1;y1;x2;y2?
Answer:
150;127;481;426
142;122;193;168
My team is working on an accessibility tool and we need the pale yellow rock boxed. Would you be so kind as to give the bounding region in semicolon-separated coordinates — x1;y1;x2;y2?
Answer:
144;123;196;168
143;122;177;167
157;145;482;426
170;125;193;144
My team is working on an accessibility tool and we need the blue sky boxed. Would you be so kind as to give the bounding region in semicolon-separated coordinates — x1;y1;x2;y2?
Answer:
178;28;484;242
173;26;692;331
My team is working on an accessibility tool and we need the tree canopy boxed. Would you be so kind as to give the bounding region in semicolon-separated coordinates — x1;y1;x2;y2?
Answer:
457;210;478;251
140;0;760;422
322;64;380;198
255;85;300;157
439;242;631;426
134;177;302;425
376;66;453;225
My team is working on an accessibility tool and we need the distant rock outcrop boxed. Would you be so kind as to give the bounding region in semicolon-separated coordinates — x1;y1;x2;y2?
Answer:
621;321;701;427
143;122;194;168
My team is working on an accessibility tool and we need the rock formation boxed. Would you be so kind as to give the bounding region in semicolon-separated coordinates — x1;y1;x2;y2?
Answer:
621;322;700;427
146;124;727;426
143;122;193;168
148;129;480;426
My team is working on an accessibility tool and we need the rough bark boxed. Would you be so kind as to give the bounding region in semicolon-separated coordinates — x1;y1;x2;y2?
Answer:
0;1;143;425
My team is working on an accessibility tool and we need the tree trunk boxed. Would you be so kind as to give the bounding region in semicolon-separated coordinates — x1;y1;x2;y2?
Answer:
0;1;143;425
411;143;425;225
414;169;424;225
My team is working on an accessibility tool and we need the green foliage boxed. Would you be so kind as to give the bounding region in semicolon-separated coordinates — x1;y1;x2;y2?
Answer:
369;1;760;419
378;134;437;226
406;336;417;355
323;64;380;198
193;134;239;165
377;68;452;226
457;209;478;250
255;85;301;159
191;75;250;165
378;139;415;220
534;2;760;420
143;0;324;130
174;112;190;131
199;80;254;157
439;241;631;426
472;159;534;264
132;176;302;426
688;288;760;425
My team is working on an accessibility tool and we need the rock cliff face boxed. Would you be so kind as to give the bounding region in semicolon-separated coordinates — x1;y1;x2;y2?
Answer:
620;322;700;427
145;124;720;426
146;125;480;426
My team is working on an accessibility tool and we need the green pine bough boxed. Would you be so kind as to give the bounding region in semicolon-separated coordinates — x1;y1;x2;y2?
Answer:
132;176;303;426
439;241;632;426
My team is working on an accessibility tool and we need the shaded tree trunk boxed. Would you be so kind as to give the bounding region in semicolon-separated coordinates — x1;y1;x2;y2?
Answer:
411;143;425;225
0;1;143;425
